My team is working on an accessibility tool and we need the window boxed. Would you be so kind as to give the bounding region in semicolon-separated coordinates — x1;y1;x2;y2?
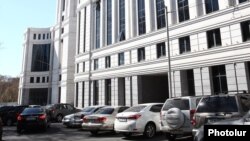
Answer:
105;56;111;68
94;59;99;70
31;44;50;72
107;0;112;45
82;62;85;72
119;0;126;41
36;77;40;83
150;104;163;112
241;20;250;42
30;77;34;83
179;36;191;54
138;47;145;62
42;77;46;83
43;34;45;39
47;33;49;39
93;81;99;105
33;34;36;40
156;0;166;29
211;65;228;94
75;83;78;107
47;76;49;82
62;16;64;21
138;0;146;35
105;79;111;105
62;0;66;11
207;28;221;48
239;0;247;3
118;52;125;66
95;2;101;49
61;28;64;34
178;0;190;22
157;42;166;58
205;0;219;14
59;74;61;81
76;63;79;73
38;34;41;40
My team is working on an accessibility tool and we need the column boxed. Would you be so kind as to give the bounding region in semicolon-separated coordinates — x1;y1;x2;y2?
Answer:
201;67;212;95
84;81;90;106
112;0;118;44
100;0;105;47
145;0;155;33
111;78;118;106
165;0;177;25
98;80;105;105
235;63;248;91
218;0;230;10
230;23;243;45
173;71;182;97
125;0;131;39
226;64;238;91
189;0;199;19
132;76;139;105
125;77;132;106
129;0;137;38
221;26;232;47
194;68;203;96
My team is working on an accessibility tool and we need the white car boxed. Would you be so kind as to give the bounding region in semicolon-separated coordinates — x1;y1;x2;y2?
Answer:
114;103;163;138
82;106;129;135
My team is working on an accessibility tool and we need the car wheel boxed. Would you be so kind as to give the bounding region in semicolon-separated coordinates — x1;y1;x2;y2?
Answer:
123;133;132;138
6;119;12;126
166;108;184;130
143;123;156;138
16;128;22;134
56;114;63;122
90;131;98;135
165;133;176;141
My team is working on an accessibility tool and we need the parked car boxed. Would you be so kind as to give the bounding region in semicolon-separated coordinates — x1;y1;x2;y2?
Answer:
62;105;105;128
192;93;250;136
82;106;129;135
160;96;202;141
115;103;163;138
16;107;51;133
193;110;250;141
0;106;15;125
0;116;2;141
2;105;29;126
45;103;81;122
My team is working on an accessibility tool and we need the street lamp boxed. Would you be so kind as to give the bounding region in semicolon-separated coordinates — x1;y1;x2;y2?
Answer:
164;0;173;98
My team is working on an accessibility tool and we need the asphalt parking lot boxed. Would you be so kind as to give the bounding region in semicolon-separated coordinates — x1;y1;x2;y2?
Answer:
2;123;192;141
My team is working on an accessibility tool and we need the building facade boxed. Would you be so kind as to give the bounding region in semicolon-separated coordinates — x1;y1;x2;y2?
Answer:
18;0;77;105
19;0;250;108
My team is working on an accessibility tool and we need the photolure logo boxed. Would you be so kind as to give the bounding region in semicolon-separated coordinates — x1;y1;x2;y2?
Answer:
204;125;250;141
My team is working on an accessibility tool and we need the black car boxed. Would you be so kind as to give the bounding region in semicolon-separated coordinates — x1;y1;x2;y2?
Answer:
2;105;29;126
17;107;50;133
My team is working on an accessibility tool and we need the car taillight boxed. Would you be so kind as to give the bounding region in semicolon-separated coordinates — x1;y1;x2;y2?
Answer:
83;117;88;123
39;114;46;120
190;109;196;126
97;117;107;123
17;115;22;121
128;114;141;120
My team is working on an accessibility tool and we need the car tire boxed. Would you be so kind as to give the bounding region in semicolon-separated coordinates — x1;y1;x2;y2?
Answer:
6;119;12;126
143;123;156;138
166;108;184;130
16;128;22;134
165;133;176;141
56;114;63;122
123;133;132;138
90;131;98;135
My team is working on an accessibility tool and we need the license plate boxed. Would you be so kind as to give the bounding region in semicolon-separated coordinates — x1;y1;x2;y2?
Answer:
26;117;36;121
208;118;222;123
118;118;127;122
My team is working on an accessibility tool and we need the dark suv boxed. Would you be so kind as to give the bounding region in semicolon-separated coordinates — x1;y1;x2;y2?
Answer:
45;103;80;122
192;92;250;135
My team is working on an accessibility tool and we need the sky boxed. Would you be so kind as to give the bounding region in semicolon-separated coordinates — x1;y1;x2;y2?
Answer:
0;0;56;77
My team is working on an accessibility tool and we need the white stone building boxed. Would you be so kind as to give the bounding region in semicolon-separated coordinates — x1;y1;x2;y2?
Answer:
19;0;250;107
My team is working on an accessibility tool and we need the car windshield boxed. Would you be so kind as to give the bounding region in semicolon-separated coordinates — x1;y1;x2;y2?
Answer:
124;105;147;112
95;108;114;114
82;107;95;112
162;99;190;111
22;108;44;114
196;96;238;113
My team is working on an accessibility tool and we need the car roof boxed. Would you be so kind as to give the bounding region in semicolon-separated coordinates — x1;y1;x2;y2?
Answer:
135;103;163;106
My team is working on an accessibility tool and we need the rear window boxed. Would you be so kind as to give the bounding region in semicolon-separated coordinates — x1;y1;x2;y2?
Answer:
95;108;114;114
82;107;95;112
163;99;190;111
22;108;44;114
196;96;238;113
124;105;147;112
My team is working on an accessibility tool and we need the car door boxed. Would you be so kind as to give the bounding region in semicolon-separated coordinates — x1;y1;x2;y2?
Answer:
149;104;163;131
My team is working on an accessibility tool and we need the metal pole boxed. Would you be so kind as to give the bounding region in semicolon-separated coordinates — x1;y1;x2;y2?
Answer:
165;6;173;98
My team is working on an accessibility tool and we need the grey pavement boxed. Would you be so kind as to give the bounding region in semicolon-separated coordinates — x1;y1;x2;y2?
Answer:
2;123;191;141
